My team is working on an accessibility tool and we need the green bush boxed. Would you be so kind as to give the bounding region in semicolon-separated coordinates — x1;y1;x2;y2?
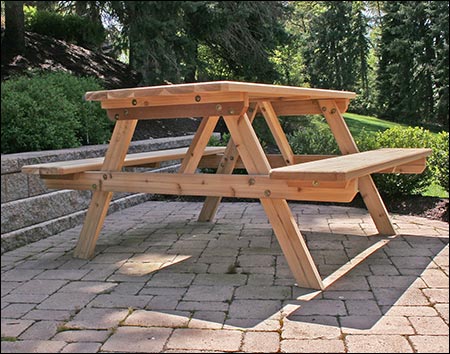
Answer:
288;125;340;155
429;131;449;192
1;72;112;154
356;126;437;196
25;10;105;49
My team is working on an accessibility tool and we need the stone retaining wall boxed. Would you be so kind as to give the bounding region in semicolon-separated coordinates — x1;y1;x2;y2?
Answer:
1;135;199;253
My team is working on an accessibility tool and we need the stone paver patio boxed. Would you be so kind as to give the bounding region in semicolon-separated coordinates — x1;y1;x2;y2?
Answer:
1;201;448;353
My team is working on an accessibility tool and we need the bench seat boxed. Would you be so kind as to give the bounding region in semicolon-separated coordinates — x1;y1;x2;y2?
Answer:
270;148;432;182
22;146;226;176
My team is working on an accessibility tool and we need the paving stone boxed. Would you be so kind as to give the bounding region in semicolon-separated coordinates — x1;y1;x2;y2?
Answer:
89;294;152;309
434;303;449;324
1;318;34;337
408;316;449;335
183;285;235;302
18;320;61;340
282;316;341;340
61;342;102;353
58;281;117;294
290;299;346;316
228;300;282;319
37;292;95;311
35;269;90;280
177;301;229;312
193;273;247;286
1;269;43;281
125;310;190;328
66;308;130;329
341;315;414;335
346;300;382;316
145;273;195;287
345;334;413;353
101;326;172;353
53;329;111;342
223;318;281;331
422;288;449;303
381;306;438;317
242;331;280;353
187;311;226;329
234;285;291;300
11;279;68;295
280;339;345;353
0;340;67;353
166;328;242;352
1;294;49;304
1;303;36;319
409;335;450;353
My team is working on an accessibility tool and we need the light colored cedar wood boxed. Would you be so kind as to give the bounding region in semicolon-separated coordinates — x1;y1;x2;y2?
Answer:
73;119;137;259
260;101;295;165
21;147;226;176
101;92;247;109
270;98;350;115
269;148;432;182
198;103;259;222
318;99;396;235
85;81;356;102
106;101;247;121
43;172;358;203
198;153;427;173
178;116;220;174
223;113;324;290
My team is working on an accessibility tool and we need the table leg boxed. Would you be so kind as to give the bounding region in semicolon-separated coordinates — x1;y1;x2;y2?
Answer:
318;99;396;235
223;113;324;289
198;105;258;222
73;119;138;259
179;116;220;174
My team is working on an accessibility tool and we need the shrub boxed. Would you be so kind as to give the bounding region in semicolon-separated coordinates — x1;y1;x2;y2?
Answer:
288;125;340;155
1;72;112;154
356;126;437;196
25;10;105;49
429;131;449;192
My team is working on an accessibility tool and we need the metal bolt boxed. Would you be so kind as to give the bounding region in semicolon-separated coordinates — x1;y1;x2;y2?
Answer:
248;178;255;186
312;180;320;186
114;114;120;120
216;104;222;112
91;184;97;190
132;99;137;106
264;189;271;197
102;174;108;180
321;106;327;112
195;95;201;102
229;156;234;161
124;109;129;116
330;108;336;114
228;108;235;115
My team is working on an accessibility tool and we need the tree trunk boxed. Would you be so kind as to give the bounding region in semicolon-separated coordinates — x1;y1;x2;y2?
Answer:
1;1;25;64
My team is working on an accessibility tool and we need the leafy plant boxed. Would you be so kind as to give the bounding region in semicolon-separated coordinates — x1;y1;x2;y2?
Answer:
1;72;112;154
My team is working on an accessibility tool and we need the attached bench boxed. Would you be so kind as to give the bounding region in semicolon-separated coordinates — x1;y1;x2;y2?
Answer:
270;148;432;182
22;146;226;176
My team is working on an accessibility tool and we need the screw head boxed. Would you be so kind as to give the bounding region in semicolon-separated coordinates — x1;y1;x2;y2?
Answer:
114;114;120;120
330;108;336;114
132;99;138;106
102;174;108;180
195;95;201;102
321;106;327;112
312;180;320;186
248;178;255;186
264;189;271;197
216;104;222;112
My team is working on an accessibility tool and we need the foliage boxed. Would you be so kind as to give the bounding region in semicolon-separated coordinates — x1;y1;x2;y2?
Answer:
288;125;340;155
428;131;449;192
1;72;112;154
356;126;438;196
376;1;449;128
25;8;105;49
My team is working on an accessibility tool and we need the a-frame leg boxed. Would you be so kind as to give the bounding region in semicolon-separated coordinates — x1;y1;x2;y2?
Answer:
74;119;138;259
223;113;324;290
318;99;396;235
198;105;258;222
179;116;220;174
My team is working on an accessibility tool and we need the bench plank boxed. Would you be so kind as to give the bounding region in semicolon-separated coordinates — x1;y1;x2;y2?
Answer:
22;146;225;176
270;148;432;182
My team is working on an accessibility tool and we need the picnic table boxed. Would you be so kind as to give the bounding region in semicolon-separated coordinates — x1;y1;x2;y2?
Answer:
22;81;431;290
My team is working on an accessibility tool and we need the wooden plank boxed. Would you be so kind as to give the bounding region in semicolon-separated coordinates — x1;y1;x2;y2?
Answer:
271;98;350;115
179;116;220;174
260;101;295;165
198;103;259;222
198;154;427;174
85;81;356;102
318;99;396;236
22;147;226;175
269;148;432;182
223;112;324;290
106;101;247;121
43;172;358;203
73;119;137;259
101;92;246;109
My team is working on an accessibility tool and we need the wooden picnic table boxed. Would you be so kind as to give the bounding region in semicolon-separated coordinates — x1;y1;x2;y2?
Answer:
22;81;431;290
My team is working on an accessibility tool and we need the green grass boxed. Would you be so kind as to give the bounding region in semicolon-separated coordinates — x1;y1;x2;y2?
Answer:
423;183;449;198
343;112;404;136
